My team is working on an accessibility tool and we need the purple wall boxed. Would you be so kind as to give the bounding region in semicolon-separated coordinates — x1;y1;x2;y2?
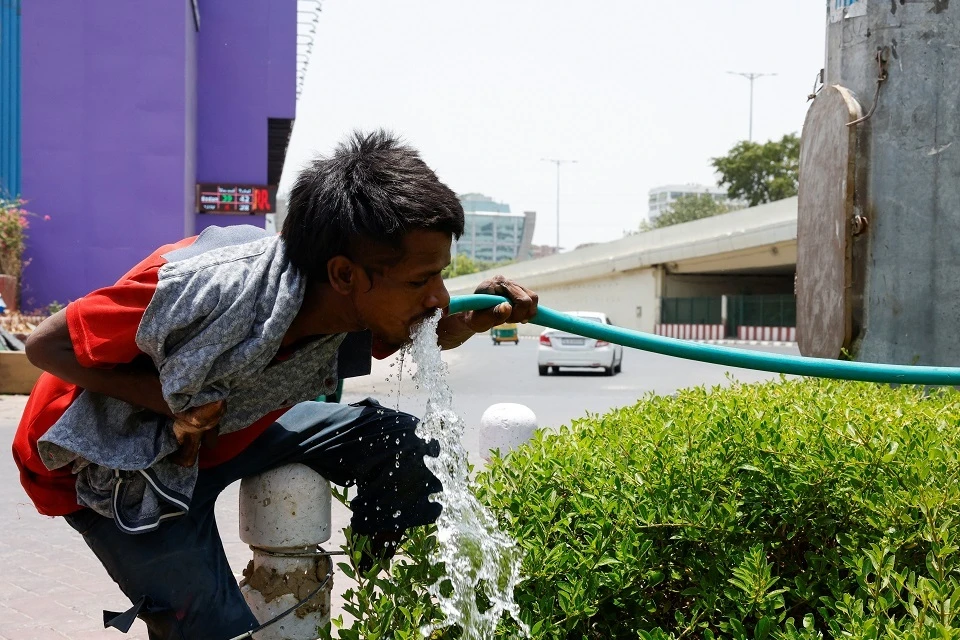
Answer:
195;0;296;232
184;2;199;238
20;0;296;307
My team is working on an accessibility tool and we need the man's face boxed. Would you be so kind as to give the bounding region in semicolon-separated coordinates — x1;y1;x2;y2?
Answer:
353;229;452;348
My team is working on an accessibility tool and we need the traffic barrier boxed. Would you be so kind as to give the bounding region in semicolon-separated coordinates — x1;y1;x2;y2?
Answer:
655;324;725;340
737;326;797;342
479;403;538;461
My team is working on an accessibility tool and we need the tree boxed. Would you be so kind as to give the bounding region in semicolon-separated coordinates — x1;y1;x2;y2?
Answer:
641;193;736;231
442;254;492;279
711;133;800;207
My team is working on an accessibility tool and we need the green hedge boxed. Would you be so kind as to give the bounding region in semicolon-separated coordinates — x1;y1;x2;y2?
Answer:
327;379;960;639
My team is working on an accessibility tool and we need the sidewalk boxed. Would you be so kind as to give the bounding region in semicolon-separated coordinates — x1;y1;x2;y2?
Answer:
0;393;358;640
0;394;124;639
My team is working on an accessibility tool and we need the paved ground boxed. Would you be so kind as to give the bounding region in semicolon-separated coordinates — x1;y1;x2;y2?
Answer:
0;390;374;640
0;336;797;638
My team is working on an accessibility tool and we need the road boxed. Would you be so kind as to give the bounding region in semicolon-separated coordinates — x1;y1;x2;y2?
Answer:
0;335;797;639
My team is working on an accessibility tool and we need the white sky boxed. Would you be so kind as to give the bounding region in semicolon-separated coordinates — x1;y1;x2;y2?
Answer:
281;0;826;250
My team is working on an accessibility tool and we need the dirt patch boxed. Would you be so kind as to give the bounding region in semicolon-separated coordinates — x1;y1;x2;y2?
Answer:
240;556;332;619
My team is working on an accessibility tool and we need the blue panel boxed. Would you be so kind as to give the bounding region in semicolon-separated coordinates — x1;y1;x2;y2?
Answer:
0;0;21;197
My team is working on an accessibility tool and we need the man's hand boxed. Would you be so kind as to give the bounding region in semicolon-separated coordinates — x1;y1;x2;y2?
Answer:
169;400;226;467
463;275;538;332
437;276;539;350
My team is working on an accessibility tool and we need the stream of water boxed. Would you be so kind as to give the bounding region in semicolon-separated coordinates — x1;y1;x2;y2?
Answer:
409;311;528;639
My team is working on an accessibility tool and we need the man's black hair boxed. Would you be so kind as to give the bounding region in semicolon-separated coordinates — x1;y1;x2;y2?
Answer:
282;129;465;281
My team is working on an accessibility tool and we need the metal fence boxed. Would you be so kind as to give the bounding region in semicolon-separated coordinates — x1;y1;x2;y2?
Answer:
660;297;723;325
727;294;796;329
661;294;797;336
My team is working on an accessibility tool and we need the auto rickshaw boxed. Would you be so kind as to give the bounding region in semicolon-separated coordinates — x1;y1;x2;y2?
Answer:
490;322;519;345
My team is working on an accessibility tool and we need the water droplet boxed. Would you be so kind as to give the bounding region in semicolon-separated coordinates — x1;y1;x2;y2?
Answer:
393;510;402;518
395;461;400;468
395;438;400;445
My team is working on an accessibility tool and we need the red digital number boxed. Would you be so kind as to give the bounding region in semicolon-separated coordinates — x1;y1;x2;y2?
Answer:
254;188;270;212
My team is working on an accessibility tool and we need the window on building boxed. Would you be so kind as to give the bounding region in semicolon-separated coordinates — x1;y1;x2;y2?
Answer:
475;247;494;261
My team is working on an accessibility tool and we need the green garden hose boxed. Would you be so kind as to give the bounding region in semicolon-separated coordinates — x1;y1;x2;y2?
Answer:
449;294;960;386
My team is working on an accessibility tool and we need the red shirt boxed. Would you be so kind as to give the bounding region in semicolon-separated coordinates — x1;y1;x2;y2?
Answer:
12;236;287;516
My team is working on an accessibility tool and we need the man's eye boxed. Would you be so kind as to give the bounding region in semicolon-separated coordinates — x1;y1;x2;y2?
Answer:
409;279;429;287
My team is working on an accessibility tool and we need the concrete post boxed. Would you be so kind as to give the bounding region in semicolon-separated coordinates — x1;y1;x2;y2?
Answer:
823;0;960;366
239;464;332;640
479;403;538;461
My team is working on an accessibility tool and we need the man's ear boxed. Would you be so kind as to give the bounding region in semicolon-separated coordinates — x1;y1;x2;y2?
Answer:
327;256;358;294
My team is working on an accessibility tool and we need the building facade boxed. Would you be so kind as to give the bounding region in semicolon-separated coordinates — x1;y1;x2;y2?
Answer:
647;184;734;221
455;193;535;263
0;0;20;198
19;0;296;308
528;244;560;260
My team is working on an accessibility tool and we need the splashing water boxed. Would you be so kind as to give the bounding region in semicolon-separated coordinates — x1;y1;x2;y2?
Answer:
395;345;408;410
410;311;527;639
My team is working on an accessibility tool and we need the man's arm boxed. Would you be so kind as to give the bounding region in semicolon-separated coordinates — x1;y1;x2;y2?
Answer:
437;275;538;350
27;310;223;466
25;310;174;417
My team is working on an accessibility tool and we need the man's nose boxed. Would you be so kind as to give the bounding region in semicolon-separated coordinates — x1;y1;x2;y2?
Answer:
425;277;450;311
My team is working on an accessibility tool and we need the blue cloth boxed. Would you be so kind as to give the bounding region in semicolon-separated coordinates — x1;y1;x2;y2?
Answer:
162;225;374;380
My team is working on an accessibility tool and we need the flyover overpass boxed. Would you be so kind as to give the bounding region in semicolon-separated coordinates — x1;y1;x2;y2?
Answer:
445;197;798;337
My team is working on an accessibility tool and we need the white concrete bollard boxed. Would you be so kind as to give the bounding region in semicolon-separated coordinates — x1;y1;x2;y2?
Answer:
479;403;538;461
239;464;332;640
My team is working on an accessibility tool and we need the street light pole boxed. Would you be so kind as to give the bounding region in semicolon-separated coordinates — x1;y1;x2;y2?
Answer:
726;71;776;141
541;158;576;252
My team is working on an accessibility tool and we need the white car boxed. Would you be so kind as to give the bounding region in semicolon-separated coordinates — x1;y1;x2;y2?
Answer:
537;311;624;376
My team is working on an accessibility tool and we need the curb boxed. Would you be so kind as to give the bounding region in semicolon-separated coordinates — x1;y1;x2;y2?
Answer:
517;336;796;347
701;340;798;348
